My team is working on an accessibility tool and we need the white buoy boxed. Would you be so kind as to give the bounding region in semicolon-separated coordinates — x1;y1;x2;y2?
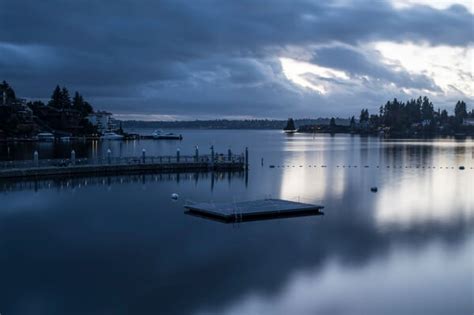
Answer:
171;193;179;200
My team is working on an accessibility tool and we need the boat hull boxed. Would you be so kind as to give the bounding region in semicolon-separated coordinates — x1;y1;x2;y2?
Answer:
153;135;183;140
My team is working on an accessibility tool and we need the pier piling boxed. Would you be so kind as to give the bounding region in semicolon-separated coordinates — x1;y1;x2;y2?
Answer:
33;151;39;167
211;145;215;168
245;147;249;169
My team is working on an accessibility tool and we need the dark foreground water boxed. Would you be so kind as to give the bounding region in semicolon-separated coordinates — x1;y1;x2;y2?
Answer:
0;130;473;315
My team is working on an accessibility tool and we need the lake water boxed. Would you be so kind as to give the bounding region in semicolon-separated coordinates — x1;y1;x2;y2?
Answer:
1;130;473;315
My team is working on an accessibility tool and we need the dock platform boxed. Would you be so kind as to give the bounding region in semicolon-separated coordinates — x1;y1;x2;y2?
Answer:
185;198;324;223
0;153;245;179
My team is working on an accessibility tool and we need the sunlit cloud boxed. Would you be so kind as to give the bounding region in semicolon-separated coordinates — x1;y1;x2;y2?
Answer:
279;57;349;94
374;41;474;97
391;0;474;13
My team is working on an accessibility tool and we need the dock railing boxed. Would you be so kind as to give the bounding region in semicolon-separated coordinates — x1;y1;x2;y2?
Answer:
0;153;245;170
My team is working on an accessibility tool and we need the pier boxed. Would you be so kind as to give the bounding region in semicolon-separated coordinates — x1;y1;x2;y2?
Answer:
185;199;324;223
0;147;248;179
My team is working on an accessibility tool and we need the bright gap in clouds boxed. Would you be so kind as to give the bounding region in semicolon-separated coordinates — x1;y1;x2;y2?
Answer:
279;57;349;94
374;42;474;97
391;0;474;13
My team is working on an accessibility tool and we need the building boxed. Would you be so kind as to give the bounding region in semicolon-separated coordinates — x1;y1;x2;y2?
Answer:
87;111;115;132
462;118;474;126
421;119;432;127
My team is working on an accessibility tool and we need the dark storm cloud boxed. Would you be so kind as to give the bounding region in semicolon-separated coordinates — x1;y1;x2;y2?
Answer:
0;0;472;118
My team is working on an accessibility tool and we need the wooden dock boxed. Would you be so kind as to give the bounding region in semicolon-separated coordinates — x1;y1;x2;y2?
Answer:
0;151;247;179
185;199;324;223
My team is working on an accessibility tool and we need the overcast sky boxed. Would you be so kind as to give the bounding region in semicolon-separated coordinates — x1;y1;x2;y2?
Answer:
1;0;472;120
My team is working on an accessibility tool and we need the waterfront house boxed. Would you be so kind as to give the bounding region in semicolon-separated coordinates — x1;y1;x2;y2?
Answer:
87;111;116;132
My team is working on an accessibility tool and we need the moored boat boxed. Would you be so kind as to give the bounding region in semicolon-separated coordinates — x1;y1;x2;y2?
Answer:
101;131;124;140
152;130;183;140
36;132;55;142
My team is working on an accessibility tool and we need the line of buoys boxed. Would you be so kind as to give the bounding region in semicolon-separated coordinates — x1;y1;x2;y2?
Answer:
269;164;469;170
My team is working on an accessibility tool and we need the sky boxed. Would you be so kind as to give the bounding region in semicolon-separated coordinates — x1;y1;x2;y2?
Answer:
0;0;473;120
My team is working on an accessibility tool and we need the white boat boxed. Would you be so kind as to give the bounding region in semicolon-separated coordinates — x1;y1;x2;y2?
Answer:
101;131;124;140
152;130;183;140
37;132;55;142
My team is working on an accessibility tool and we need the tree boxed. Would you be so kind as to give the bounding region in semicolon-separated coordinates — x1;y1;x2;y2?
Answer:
440;109;449;124
73;91;84;108
60;87;71;109
359;109;369;123
421;96;434;120
73;91;93;116
349;116;356;129
48;85;63;109
0;80;17;105
369;114;380;128
454;100;467;122
329;117;336;128
284;118;296;131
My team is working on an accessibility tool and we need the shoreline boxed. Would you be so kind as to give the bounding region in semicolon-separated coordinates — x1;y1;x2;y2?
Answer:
1;129;473;143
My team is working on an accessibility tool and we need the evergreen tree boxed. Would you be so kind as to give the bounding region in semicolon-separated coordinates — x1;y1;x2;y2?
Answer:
60;87;71;109
73;91;84;108
350;116;356;129
359;109;369;123
440;109;449;124
48;85;63;109
0;80;17;104
454;100;467;122
82;101;93;115
369;114;380;127
421;96;434;120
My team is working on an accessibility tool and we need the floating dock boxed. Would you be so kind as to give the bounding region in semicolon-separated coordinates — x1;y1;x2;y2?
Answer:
185;199;324;223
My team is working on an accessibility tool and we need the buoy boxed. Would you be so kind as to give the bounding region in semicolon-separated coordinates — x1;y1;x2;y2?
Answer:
269;165;275;168
459;166;465;170
171;193;179;200
370;187;378;193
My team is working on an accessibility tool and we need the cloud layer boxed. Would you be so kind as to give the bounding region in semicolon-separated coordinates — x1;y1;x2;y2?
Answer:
1;0;472;119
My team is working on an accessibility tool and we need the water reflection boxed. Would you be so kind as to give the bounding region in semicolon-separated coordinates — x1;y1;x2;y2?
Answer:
0;171;247;193
0;132;473;315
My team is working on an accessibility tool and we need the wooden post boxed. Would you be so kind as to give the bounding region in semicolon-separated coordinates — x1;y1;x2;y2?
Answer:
228;148;232;162
210;145;215;168
142;149;146;164
177;148;180;162
33;150;39;167
195;145;199;162
245;147;249;170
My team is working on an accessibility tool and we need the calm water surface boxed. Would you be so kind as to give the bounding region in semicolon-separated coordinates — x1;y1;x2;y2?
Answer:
0;130;473;315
